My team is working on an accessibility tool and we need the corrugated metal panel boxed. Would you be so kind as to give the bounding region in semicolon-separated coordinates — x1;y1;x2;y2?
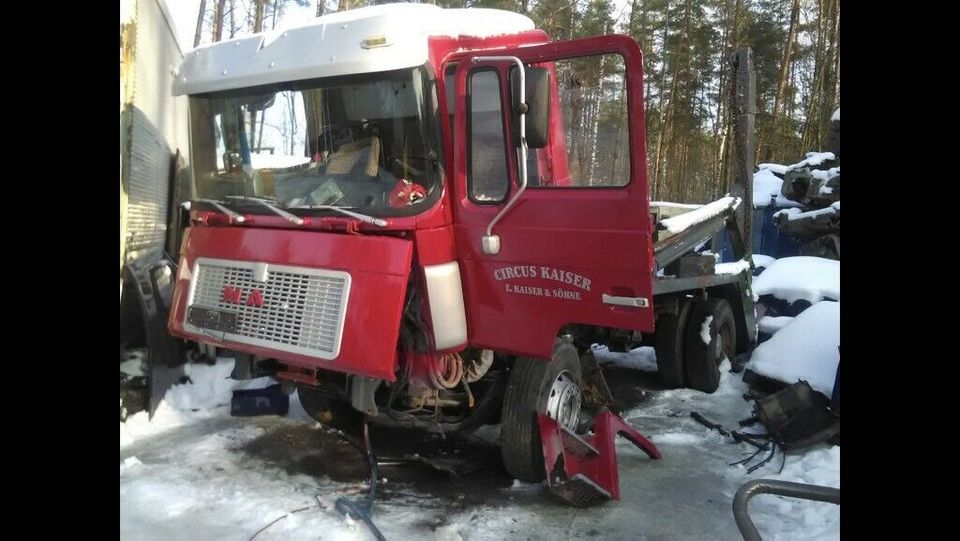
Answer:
123;0;191;262
127;109;171;252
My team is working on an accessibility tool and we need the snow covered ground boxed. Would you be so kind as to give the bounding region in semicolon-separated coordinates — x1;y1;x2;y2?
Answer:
121;353;839;540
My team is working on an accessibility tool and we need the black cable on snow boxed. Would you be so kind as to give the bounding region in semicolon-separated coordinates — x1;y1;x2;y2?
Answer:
334;421;386;541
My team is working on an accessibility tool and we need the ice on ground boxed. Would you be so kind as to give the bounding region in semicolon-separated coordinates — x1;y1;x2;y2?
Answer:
592;344;658;372
660;196;739;234
700;316;714;345
758;316;794;335
753;169;802;208
753;256;840;304
747;301;840;396
744;446;840;540
122;347;839;540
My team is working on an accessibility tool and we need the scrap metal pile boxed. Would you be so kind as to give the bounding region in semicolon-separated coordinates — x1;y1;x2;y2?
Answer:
760;109;841;260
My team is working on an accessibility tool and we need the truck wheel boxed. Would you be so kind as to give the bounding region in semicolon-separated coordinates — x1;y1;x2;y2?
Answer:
500;341;583;482
685;299;737;393
296;386;363;436
655;301;692;388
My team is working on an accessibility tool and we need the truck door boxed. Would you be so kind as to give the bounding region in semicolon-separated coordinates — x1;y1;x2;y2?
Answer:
450;35;655;359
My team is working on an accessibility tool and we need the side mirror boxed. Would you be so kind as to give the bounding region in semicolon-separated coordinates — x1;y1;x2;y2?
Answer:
510;67;550;149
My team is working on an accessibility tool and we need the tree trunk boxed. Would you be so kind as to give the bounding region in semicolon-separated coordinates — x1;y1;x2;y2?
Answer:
229;0;236;38
802;0;826;151
759;0;800;163
254;0;265;32
212;0;226;42
317;0;325;17
194;0;207;47
338;0;349;12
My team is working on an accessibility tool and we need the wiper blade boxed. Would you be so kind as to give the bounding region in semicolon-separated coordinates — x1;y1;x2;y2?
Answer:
288;204;387;227
194;199;246;223
226;195;304;226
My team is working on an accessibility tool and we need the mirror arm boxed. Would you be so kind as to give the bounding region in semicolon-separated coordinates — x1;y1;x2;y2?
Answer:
472;56;528;255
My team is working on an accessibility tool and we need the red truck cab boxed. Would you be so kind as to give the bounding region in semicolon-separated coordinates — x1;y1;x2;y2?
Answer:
168;3;751;486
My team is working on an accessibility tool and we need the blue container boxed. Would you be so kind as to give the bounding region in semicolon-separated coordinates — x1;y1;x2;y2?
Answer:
231;384;289;417
715;203;803;262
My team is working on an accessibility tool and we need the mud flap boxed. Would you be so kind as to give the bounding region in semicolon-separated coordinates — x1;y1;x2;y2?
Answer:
538;411;661;507
125;259;186;418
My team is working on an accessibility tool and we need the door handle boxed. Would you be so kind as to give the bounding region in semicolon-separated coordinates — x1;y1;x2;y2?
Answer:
602;294;649;308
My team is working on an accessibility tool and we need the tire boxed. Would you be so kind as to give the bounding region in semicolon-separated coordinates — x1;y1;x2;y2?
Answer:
500;341;583;482
655;300;692;388
296;386;364;436
685;298;737;393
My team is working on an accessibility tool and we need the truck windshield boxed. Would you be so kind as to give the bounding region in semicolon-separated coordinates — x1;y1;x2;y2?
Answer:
189;66;442;218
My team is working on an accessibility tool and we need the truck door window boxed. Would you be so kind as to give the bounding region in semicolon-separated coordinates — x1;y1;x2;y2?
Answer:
525;54;630;189
468;70;510;203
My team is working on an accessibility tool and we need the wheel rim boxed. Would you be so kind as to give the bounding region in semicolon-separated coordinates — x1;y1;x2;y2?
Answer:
545;370;582;431
716;323;735;363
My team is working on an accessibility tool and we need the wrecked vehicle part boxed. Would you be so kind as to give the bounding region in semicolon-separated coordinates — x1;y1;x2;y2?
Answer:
538;410;661;507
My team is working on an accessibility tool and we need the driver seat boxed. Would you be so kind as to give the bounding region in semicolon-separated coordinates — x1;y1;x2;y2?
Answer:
325;136;381;178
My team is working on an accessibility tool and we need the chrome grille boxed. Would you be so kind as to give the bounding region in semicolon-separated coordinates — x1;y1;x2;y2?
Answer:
185;258;350;359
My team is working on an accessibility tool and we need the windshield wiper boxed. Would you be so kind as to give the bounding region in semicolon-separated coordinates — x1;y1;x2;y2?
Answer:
225;195;304;226
194;199;246;223
289;204;387;227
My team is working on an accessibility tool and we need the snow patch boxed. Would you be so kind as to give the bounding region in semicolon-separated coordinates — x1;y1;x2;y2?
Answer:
700;316;714;345
120;357;276;449
831;108;840;122
747;301;840;396
715;259;750;275
753;169;802;208
758;316;794;335
120;350;146;377
752;254;777;270
660;196;739;234
652;432;705;445
120;456;143;475
753;256;839;304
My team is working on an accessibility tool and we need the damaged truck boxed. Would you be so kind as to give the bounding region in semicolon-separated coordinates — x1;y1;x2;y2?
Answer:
164;3;760;504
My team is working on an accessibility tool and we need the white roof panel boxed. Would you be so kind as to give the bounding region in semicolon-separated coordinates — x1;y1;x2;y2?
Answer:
173;3;536;96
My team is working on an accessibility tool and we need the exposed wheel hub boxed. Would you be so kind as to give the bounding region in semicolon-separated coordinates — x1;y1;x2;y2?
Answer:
545;371;582;431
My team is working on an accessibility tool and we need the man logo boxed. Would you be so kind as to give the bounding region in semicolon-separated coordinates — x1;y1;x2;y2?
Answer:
222;286;243;304
246;289;265;307
222;287;266;307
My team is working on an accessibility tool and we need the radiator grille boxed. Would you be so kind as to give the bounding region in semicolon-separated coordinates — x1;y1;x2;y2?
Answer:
185;258;350;359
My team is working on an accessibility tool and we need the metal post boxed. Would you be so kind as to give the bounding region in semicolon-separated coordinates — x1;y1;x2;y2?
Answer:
727;48;756;260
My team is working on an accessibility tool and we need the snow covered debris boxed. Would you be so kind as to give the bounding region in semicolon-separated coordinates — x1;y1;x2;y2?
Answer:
758;315;794;335
753;169;802;208
660;196;739;234
700;316;714;345
753;256;840;304
775;201;839;222
747;301;840;396
592;344;658;372
759;152;836;176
